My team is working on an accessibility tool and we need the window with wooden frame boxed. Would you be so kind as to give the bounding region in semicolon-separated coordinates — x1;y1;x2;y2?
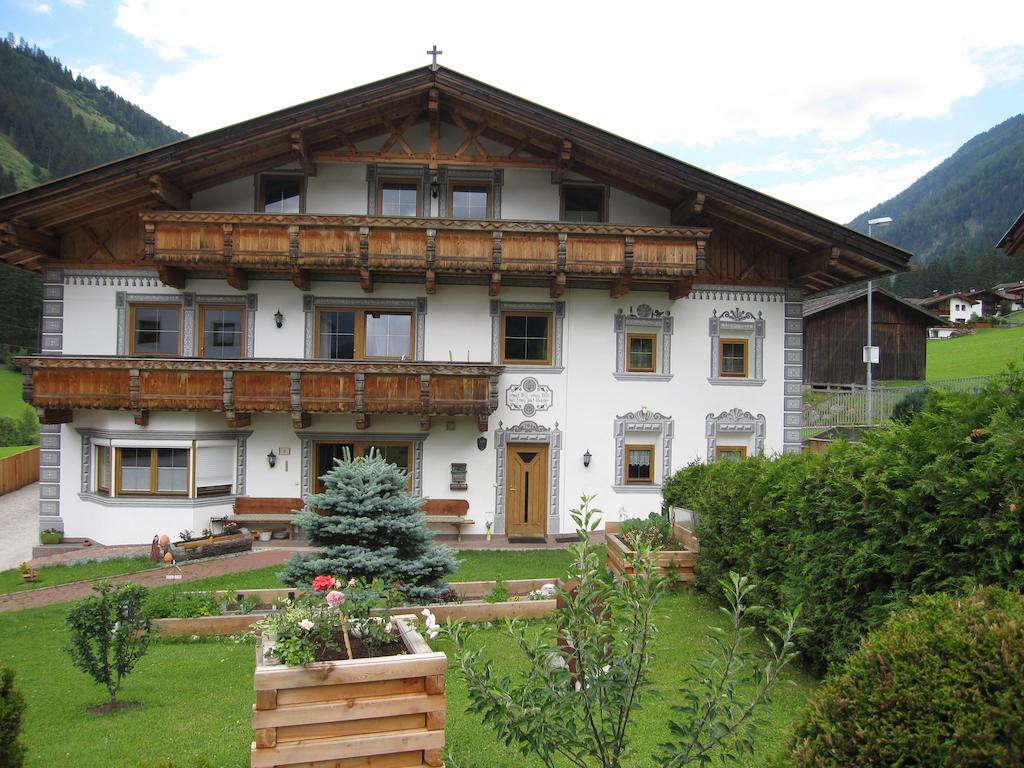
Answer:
626;333;658;372
561;184;606;223
719;338;749;378
315;308;414;360
115;447;189;496
129;303;181;357
199;305;245;359
715;445;747;462
378;179;421;217
624;444;655;484
450;182;491;219
96;446;111;495
314;441;412;492
501;312;553;365
258;174;305;213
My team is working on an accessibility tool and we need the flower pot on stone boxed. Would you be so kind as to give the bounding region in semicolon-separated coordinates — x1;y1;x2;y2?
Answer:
40;529;62;545
257;531;273;542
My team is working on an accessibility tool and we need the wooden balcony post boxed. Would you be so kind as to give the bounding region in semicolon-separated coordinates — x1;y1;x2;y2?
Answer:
290;371;310;429
425;228;437;294
489;231;503;296
359;226;373;293
354;372;369;430
419;374;431;432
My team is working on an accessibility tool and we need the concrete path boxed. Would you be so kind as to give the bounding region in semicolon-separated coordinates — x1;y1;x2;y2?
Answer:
0;547;293;614
0;483;38;571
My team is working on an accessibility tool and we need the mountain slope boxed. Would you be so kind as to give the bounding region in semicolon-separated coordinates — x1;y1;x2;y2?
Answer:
848;114;1024;297
0;34;187;359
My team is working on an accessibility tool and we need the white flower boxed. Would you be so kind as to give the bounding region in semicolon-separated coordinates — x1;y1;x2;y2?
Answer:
298;618;315;631
421;609;431;617
427;628;439;640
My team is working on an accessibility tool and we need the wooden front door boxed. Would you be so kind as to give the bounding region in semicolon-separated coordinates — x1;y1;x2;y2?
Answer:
505;443;548;537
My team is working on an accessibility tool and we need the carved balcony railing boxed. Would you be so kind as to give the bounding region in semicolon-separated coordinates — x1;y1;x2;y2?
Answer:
142;212;711;296
18;357;502;431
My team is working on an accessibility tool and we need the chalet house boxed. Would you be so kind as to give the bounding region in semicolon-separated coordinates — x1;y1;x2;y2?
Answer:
992;281;1023;310
997;209;1024;258
912;291;982;323
803;287;946;386
0;66;912;545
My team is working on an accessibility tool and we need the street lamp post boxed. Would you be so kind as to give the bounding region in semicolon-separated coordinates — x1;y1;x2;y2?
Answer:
866;216;892;426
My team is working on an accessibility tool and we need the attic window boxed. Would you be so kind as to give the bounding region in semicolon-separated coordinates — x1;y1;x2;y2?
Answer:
562;184;606;223
260;175;304;213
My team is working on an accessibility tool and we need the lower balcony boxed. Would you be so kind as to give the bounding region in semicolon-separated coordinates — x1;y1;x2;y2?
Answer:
18;357;502;431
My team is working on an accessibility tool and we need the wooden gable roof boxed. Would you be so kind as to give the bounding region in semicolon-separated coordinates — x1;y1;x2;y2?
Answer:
804;286;949;325
997;208;1024;257
0;66;912;292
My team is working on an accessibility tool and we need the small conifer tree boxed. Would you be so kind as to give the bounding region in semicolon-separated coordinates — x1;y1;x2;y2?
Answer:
282;450;457;602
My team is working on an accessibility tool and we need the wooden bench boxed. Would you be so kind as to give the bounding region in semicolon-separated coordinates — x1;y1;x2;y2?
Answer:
422;499;473;542
221;497;305;539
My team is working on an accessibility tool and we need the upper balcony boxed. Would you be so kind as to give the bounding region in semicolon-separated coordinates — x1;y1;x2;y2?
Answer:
19;356;502;431
143;212;711;297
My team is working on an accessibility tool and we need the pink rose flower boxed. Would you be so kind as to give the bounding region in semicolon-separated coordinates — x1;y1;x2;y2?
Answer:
312;575;337;592
325;590;345;607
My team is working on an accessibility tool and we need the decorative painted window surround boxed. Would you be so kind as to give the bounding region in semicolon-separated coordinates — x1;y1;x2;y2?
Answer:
613;304;673;380
704;408;766;462
366;164;431;216
76;428;250;507
493;420;562;535
303;295;427;359
490;300;565;372
437;168;504;219
708;307;765;386
298;432;427;496
613;408;674;493
116;291;257;357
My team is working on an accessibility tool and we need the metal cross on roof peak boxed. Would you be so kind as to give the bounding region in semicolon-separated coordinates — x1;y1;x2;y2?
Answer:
427;45;443;71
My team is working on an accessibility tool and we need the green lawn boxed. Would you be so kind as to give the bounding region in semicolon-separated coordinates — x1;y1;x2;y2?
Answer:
0;444;34;458
927;326;1024;380
0;552;816;768
0;366;29;419
0;556;157;595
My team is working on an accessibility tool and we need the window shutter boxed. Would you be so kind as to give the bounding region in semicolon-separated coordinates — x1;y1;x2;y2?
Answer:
195;444;235;492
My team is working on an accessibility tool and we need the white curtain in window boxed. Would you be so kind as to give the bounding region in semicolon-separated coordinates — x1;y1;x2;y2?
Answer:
195;443;235;491
628;449;651;467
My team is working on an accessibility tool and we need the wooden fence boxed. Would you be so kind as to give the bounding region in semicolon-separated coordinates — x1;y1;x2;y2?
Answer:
0;447;39;496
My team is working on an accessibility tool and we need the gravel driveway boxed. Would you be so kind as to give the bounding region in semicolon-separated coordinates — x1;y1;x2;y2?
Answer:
0;483;38;571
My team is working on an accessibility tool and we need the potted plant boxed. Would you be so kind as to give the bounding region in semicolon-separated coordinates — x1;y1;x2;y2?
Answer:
40;528;62;545
250;575;446;766
222;521;240;536
256;530;272;542
17;562;37;583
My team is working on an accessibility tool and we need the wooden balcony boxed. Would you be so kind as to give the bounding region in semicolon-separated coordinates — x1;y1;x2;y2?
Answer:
18;357;502;431
143;212;711;297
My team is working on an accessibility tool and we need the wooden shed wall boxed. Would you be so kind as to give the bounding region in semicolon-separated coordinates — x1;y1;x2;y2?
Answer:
804;295;930;385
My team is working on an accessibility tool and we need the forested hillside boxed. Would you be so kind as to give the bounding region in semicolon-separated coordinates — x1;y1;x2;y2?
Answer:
0;34;186;360
848;114;1024;297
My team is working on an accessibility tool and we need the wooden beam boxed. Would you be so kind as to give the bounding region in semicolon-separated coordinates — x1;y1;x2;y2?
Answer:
0;222;59;259
428;88;440;170
158;266;186;289
356;412;370;430
550;273;566;299
133;410;149;427
359;268;373;293
488;271;502;296
378;112;419;154
668;278;694;300
290;269;310;291
552;140;572;183
610;275;632;299
225;267;248;291
290;131;317;177
38;408;72;425
671;192;706;225
148;174;191;210
425;269;437;295
477;415;488;433
790;245;841;279
419;415;432;432
314;150;557;170
291;412;310;430
226;412;251;429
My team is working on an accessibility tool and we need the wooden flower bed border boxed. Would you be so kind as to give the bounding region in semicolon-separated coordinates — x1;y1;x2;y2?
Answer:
168;530;253;561
153;578;560;637
251;615;446;768
604;523;699;585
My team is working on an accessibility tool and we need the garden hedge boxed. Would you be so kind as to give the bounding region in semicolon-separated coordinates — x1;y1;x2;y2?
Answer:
664;370;1024;669
790;587;1024;767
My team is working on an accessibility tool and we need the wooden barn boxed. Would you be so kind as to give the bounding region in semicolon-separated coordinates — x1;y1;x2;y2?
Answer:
803;287;946;386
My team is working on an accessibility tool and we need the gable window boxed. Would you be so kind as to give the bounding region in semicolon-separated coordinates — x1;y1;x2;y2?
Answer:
501;312;552;364
130;304;181;356
716;445;747;462
316;308;414;360
116;447;189;496
561;184;606;223
626;333;657;372
314;441;412;492
719;339;749;378
451;183;490;219
259;175;304;213
624;444;654;484
379;181;420;217
199;305;245;359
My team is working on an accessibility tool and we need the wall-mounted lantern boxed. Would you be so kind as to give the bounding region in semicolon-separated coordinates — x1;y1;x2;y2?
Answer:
274;309;284;328
430;174;440;199
477;436;488;451
267;450;277;468
583;449;592;468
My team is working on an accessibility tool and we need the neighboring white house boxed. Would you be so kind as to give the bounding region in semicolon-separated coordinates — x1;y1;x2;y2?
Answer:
0;66;912;545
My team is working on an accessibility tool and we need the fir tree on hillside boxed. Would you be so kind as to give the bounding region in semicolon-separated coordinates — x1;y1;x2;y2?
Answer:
281;452;458;603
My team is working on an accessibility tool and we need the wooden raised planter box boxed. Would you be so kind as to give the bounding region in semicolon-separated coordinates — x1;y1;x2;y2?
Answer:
169;530;253;561
251;615;446;768
154;579;560;637
605;523;699;584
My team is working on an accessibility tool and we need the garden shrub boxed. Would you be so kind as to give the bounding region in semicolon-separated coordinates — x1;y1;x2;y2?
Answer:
791;587;1024;767
618;511;673;549
664;370;1024;669
282;450;458;602
0;667;26;768
890;386;931;423
143;589;221;619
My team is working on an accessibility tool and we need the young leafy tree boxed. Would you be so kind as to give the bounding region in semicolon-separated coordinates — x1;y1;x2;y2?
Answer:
282;450;457;603
0;667;26;768
65;582;152;707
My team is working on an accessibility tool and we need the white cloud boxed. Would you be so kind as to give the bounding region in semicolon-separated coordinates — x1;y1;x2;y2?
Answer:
79;64;145;103
59;0;86;7
29;3;53;14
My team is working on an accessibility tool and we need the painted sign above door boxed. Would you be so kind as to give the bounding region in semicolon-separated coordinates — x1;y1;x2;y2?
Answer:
505;377;553;417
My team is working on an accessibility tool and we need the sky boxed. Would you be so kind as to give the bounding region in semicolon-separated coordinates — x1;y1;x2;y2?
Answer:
3;0;1024;224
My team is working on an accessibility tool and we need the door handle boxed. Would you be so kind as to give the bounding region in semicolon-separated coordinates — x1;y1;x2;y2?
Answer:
508;487;516;492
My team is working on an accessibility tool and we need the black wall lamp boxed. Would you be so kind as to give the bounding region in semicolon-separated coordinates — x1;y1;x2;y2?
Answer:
477;436;488;451
274;309;284;328
430;174;440;199
583;449;592;468
267;450;277;468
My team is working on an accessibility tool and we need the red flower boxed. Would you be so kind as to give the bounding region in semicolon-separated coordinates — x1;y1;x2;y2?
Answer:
312;575;337;592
